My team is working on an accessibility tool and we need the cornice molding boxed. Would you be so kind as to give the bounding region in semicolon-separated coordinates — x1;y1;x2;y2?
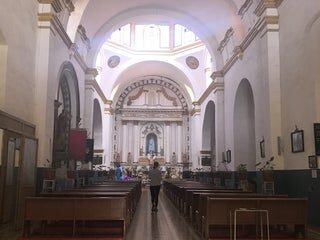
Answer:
195;0;282;107
197;81;225;105
238;0;253;17
85;68;99;77
37;6;97;75
38;0;55;3
85;80;108;104
255;0;284;17
38;13;55;22
217;27;234;52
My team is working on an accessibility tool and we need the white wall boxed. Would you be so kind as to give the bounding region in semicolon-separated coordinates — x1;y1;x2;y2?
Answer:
279;0;320;169
0;0;38;122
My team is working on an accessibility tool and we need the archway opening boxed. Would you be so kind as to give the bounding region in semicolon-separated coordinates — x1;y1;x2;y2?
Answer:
202;101;216;169
234;79;255;171
93;99;103;149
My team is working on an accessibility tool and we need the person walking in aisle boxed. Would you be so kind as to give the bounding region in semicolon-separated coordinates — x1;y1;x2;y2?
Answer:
149;161;162;212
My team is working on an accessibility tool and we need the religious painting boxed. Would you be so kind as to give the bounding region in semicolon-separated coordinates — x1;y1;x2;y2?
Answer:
308;155;318;169
313;123;320;155
146;133;157;155
201;156;211;166
291;129;304;153
226;149;231;163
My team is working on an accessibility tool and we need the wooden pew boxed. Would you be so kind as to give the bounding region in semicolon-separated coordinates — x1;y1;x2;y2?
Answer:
202;197;307;239
23;197;127;238
40;191;133;223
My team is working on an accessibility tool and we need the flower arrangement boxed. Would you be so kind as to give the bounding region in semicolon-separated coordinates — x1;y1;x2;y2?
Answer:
236;164;247;172
259;156;275;171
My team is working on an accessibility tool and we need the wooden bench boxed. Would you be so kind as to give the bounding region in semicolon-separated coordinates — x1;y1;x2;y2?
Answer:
23;197;127;238
202;197;307;239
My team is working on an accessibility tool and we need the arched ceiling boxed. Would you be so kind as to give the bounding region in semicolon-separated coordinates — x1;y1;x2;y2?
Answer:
110;60;195;104
68;0;246;105
69;0;245;67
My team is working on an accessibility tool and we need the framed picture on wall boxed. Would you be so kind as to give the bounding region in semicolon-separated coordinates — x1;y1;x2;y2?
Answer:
260;138;265;158
308;155;318;169
226;149;231;163
291;129;304;153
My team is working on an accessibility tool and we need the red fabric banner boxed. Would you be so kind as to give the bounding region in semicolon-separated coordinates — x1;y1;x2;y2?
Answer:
68;128;87;161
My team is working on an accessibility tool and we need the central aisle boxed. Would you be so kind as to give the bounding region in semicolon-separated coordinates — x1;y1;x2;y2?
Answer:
125;187;201;240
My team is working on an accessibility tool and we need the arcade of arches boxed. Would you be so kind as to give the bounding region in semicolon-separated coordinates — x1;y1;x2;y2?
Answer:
1;0;320;235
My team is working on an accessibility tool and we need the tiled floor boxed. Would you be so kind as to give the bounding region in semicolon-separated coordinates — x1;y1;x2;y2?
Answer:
125;188;201;240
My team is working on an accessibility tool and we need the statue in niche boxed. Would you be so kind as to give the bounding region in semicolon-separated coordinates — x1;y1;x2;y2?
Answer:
146;133;158;156
182;153;187;163
114;152;121;163
149;138;155;153
171;152;177;165
127;152;133;165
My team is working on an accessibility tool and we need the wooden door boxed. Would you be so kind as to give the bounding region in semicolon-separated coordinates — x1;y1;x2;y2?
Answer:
0;131;21;224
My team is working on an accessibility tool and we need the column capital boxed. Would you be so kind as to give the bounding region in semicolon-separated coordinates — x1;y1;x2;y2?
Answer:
255;0;283;17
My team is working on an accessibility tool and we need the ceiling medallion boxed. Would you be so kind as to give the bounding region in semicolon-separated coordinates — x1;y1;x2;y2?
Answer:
186;56;199;70
108;55;120;68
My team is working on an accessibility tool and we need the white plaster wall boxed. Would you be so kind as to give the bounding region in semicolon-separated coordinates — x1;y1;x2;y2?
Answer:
279;0;320;169
0;0;38;122
35;23;86;167
223;33;269;171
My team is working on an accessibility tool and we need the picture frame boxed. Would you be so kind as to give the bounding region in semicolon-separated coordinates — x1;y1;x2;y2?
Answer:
226;149;231;163
291;129;304;153
260;138;265;158
308;155;318;169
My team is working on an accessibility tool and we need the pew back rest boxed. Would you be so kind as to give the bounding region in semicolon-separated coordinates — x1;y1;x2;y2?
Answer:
206;197;307;225
25;197;126;221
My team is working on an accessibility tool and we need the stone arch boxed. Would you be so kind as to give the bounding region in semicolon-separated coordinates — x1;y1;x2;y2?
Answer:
56;62;80;128
93;98;103;149
202;101;216;168
53;62;80;167
114;75;190;111
233;79;256;171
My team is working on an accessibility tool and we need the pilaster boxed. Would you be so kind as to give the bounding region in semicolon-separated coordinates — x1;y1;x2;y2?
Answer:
257;0;284;169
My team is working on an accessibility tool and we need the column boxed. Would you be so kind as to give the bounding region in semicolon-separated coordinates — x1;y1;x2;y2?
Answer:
171;122;177;158
257;1;283;169
103;107;113;167
190;103;202;169
83;79;95;138
121;122;128;163
165;122;170;162
133;121;139;162
214;79;225;170
177;123;182;163
35;2;58;166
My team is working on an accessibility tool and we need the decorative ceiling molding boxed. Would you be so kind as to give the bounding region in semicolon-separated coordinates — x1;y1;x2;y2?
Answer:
160;88;178;106
115;77;188;111
255;0;284;17
127;87;145;105
37;4;97;75
85;80;108;104
77;25;91;50
51;0;75;13
238;0;253;17
217;27;234;53
197;0;281;106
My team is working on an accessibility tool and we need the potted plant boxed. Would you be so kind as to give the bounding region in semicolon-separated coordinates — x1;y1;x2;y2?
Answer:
260;156;275;181
236;163;247;180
